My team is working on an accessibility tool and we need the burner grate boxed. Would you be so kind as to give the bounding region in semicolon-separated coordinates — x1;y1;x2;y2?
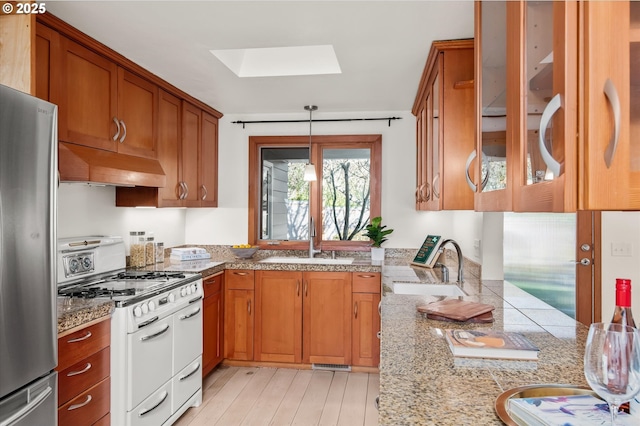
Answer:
112;271;186;281
59;286;136;299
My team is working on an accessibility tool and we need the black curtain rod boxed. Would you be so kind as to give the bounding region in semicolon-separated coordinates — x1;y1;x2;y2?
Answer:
231;116;402;129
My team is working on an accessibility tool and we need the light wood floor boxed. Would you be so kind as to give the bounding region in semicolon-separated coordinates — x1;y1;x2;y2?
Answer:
174;366;379;426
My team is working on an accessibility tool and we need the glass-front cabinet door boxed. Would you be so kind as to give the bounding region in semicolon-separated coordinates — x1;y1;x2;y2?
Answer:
513;1;578;212
475;0;513;211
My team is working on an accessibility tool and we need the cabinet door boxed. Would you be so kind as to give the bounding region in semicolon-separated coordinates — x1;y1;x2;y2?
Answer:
203;277;223;376
116;68;157;159
512;1;578;212
181;102;201;206
475;1;513;211
224;288;254;361
426;67;441;211
415;104;428;210
59;36;118;151
352;292;381;368
302;272;352;365
200;111;219;207
583;1;635;209
35;23;60;103
157;89;182;207
255;271;302;363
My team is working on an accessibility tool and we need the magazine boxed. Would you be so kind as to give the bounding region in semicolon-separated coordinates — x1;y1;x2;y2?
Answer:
508;393;636;426
444;329;539;360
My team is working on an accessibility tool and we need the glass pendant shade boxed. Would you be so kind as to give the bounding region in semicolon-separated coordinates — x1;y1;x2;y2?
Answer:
303;163;317;181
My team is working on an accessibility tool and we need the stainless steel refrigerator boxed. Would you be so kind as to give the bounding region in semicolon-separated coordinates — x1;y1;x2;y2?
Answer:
0;84;58;425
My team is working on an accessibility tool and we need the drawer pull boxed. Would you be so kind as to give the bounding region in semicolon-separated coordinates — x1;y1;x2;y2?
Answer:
206;279;216;285
67;363;92;377
67;395;92;411
67;331;92;343
179;363;201;381
140;324;170;341
234;272;249;276
179;307;201;320
357;274;375;278
138;391;168;417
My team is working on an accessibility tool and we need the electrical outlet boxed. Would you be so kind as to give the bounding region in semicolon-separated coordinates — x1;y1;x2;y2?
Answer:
611;242;633;257
474;239;481;257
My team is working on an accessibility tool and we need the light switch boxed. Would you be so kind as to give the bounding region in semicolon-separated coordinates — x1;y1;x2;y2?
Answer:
611;242;633;257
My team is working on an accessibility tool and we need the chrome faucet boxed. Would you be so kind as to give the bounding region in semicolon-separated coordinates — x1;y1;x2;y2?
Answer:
436;262;449;283
439;239;464;283
309;216;321;258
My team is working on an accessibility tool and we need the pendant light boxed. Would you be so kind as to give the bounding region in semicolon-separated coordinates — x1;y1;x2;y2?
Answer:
303;105;318;181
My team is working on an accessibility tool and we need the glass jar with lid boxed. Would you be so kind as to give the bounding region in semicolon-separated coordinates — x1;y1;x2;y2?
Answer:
145;236;156;266
129;231;146;268
155;242;164;264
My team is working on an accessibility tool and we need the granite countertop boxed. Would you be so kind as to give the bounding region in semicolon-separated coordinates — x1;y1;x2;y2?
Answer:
57;297;114;334
379;265;589;425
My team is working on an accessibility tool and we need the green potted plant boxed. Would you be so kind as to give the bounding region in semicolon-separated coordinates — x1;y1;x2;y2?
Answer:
364;216;394;261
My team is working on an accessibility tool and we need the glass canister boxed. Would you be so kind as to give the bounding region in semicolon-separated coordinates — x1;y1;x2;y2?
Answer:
145;236;156;266
129;231;146;268
155;242;164;264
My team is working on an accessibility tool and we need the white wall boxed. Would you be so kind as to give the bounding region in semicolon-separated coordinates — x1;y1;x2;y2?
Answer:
57;183;187;254
184;110;485;262
601;211;640;320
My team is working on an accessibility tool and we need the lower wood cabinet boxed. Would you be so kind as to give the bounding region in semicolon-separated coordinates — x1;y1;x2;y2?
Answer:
224;270;255;361
202;272;224;377
56;317;111;426
224;269;380;369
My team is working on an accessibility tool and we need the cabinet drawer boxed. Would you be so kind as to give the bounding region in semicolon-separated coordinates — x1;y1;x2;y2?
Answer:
225;270;255;290
58;377;110;426
58;319;110;371
203;273;223;298
352;272;381;293
58;347;110;406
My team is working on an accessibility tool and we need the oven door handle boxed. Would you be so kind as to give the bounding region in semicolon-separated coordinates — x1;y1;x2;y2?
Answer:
188;295;203;304
139;324;169;341
138;316;159;329
179;307;201;320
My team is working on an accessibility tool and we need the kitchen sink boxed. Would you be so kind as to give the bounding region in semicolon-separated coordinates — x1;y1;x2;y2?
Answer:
259;256;355;265
392;282;467;297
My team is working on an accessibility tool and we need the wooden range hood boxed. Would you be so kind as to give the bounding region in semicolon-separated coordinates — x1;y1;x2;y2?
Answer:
58;142;166;187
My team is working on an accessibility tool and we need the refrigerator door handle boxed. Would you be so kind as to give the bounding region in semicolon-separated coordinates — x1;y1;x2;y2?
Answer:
0;385;52;426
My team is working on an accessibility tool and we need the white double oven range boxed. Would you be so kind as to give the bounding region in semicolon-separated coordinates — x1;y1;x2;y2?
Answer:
57;236;203;426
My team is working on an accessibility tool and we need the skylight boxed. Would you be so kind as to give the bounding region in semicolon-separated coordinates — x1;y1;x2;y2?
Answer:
210;45;341;78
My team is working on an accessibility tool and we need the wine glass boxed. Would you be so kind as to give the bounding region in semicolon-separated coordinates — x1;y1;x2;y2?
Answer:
584;322;640;425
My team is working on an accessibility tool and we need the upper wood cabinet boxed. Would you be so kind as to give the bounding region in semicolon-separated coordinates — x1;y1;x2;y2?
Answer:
474;1;637;212
56;36;158;159
413;39;475;211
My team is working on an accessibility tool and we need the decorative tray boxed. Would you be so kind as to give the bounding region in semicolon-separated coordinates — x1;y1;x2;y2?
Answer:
494;384;596;425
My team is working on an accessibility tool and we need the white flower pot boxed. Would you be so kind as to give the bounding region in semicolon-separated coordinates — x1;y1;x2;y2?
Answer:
371;247;385;261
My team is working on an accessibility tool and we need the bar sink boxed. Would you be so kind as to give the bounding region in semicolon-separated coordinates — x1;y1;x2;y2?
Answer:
259;256;354;265
392;282;467;297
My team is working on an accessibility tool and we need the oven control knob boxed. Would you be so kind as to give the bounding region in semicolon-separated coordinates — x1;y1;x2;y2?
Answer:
141;303;149;314
186;286;192;295
180;287;187;297
168;293;176;303
69;258;79;274
190;284;197;293
133;305;142;317
148;301;156;311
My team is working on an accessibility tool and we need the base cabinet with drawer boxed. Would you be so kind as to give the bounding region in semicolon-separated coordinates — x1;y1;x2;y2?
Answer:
224;270;255;361
56;317;111;426
351;273;381;367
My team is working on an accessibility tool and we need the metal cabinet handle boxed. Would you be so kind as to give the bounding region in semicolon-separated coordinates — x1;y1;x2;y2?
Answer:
575;258;591;266
465;150;489;192
179;307;201;320
112;117;120;141
296;280;300;297
603;78;621;168
201;184;208;201
67;331;92;343
538;93;564;177
357;274;375;279
138;391;168;417
119;120;127;143
0;385;52;426
304;281;308;297
234;272;249;276
424;182;431;201
354;302;358;319
415;186;420;203
377;331;381;339
180;182;188;199
179;362;200;381
140;324;169;341
67;363;92;377
183;181;189;199
378;300;381;315
247;299;251;315
432;173;440;199
67;395;92;411
206;278;216;285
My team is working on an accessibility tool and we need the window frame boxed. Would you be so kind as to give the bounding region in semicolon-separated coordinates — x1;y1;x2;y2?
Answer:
248;134;382;251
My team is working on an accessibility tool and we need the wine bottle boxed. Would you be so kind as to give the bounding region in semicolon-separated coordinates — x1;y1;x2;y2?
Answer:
611;278;635;327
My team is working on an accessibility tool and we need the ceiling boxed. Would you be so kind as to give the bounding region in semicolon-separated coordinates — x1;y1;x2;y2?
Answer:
46;1;475;115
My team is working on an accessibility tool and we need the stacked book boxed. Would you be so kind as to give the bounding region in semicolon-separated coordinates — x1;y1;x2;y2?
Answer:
170;247;211;262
